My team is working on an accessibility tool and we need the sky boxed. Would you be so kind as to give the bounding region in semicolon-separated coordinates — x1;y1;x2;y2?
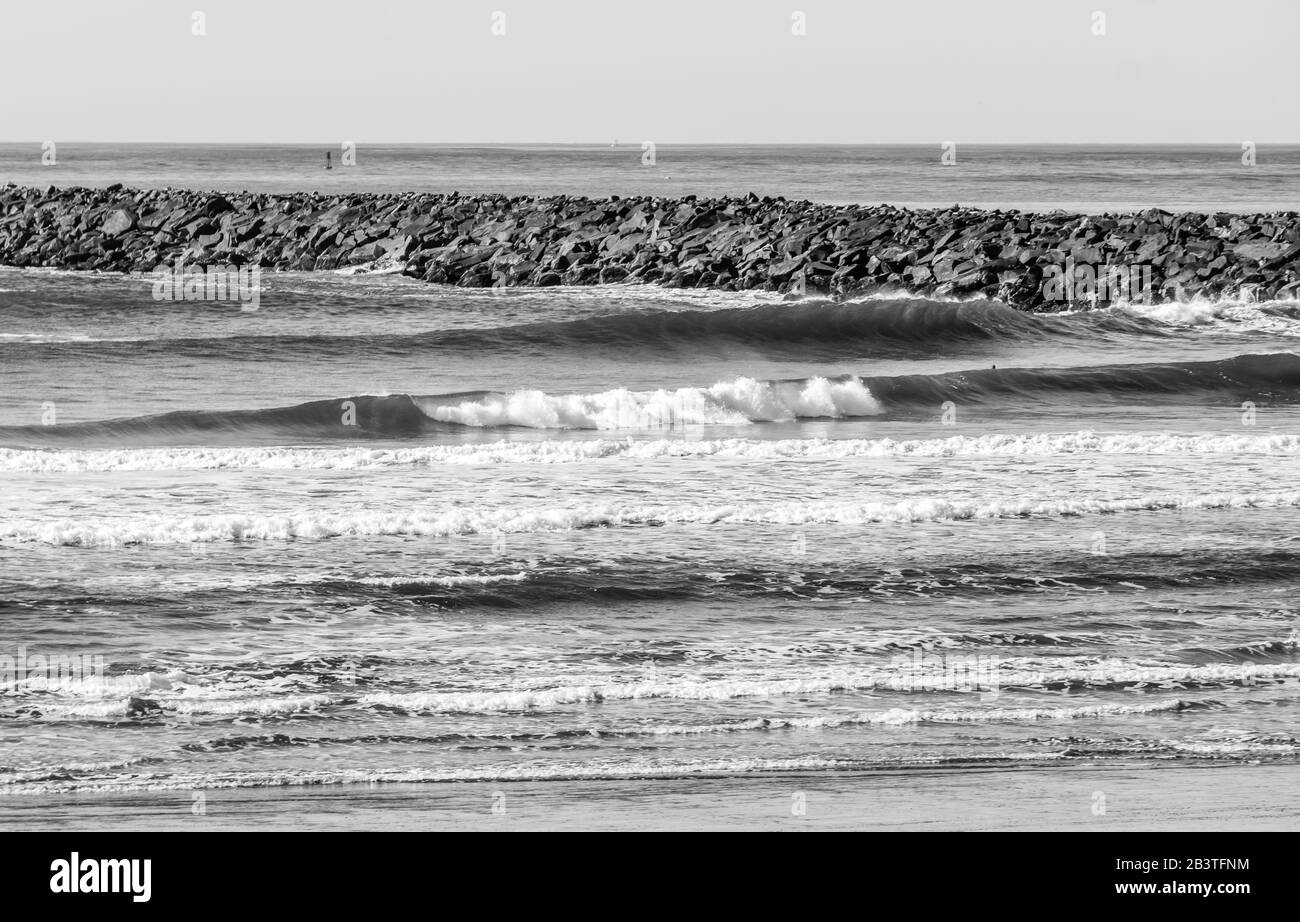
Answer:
2;0;1294;144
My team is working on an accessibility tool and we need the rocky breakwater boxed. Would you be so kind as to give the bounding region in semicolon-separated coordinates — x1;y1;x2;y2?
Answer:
2;183;1299;308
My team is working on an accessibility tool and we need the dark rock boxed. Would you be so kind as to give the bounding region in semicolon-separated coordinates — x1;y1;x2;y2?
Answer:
125;697;162;719
0;185;1292;310
101;209;136;236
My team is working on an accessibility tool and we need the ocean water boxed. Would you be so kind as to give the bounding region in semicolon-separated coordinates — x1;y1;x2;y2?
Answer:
1;147;1299;810
2;267;1300;797
4;143;1300;212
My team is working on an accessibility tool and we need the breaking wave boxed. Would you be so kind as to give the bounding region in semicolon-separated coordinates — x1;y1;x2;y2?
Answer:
2;353;1296;445
4;429;1298;471
6;489;1300;546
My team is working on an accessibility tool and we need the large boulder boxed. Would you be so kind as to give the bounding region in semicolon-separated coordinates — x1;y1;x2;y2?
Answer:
101;209;136;236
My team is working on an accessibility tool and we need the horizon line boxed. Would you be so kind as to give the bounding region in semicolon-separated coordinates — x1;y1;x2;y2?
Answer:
3;140;1297;148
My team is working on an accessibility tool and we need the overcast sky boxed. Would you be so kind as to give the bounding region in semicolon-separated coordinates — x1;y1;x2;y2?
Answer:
3;0;1293;143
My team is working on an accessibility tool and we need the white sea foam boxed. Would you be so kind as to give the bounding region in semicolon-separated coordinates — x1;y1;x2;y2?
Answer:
30;740;1300;793
1120;299;1300;336
0;332;109;343
352;572;530;588
353;662;1299;713
435;281;790;310
417;376;882;429
6;489;1300;546
615;699;1198;734
24;693;338;721
0;757;901;794
5;429;1297;472
331;255;410;276
1168;739;1299;756
15;660;1292;722
0;668;191;694
0;757;161;785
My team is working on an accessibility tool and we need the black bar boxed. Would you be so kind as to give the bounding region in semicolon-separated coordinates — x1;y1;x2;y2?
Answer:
1;832;1287;909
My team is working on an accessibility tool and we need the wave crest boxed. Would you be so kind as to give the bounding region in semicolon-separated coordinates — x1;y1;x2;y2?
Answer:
418;376;881;429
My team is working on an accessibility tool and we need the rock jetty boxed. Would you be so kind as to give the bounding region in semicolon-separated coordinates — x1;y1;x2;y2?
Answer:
2;184;1298;308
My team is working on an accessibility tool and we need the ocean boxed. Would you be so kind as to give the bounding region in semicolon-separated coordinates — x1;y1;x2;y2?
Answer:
1;146;1299;826
4;142;1300;213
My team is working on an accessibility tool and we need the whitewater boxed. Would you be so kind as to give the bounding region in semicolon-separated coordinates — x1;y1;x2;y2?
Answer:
2;267;1299;803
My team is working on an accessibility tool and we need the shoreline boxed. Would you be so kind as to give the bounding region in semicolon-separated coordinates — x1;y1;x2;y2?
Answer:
3;185;1298;309
1;763;1294;831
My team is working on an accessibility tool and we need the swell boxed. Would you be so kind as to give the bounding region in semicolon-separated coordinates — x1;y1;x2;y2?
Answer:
2;353;1296;445
859;351;1300;411
0;298;1174;359
10;551;1300;610
297;550;1300;609
0;394;434;446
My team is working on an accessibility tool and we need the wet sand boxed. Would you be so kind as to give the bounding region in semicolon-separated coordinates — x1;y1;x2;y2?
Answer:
3;763;1296;831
